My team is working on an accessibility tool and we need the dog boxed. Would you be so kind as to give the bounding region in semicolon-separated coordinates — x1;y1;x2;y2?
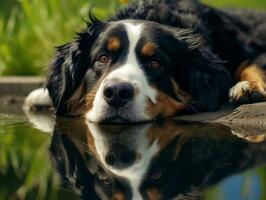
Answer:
24;0;266;123
49;118;266;200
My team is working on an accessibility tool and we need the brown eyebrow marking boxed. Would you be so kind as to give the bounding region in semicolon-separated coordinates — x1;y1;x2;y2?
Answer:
141;42;157;57
107;36;121;52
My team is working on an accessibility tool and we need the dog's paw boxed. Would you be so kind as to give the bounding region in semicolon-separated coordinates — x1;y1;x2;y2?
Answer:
229;81;266;104
24;88;53;111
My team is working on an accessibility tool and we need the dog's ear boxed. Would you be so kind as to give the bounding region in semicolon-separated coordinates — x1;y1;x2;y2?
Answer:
169;29;231;113
46;14;104;115
184;48;231;112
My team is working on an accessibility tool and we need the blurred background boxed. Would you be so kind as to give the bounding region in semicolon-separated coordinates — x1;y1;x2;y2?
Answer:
0;0;266;76
0;1;266;200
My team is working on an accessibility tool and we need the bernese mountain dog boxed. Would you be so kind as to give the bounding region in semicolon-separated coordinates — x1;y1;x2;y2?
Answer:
25;0;266;123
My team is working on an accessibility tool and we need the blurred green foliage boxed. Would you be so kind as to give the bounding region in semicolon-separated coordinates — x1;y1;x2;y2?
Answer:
202;0;266;9
0;0;124;75
0;0;265;75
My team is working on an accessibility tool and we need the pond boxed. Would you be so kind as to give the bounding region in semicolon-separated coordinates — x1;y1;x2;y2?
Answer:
0;103;266;200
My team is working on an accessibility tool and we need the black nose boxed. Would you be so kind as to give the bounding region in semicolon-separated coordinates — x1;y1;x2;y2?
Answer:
105;144;136;169
103;82;134;108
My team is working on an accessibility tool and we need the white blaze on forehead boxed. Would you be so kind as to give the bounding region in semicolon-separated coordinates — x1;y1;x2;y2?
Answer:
124;22;143;64
106;22;157;102
86;21;158;123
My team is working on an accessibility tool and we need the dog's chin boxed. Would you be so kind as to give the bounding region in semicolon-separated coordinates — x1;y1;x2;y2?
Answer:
101;116;138;124
86;110;153;124
86;103;159;124
99;114;152;124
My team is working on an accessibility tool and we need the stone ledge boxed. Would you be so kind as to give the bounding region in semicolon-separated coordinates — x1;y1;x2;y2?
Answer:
0;76;45;96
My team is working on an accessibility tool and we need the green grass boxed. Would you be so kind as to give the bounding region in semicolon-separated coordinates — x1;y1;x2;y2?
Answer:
0;0;265;75
0;0;123;75
202;0;266;9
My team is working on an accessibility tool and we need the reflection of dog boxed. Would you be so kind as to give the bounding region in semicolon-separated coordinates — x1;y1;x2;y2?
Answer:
48;119;266;200
25;0;266;123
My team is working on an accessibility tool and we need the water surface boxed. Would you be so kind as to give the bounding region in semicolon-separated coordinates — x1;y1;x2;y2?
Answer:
0;107;266;200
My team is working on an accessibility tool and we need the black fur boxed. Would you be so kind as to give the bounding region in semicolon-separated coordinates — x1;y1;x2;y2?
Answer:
46;0;266;116
47;15;105;115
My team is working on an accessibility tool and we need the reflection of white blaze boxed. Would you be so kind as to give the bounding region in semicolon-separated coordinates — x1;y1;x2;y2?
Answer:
86;22;157;123
87;122;159;200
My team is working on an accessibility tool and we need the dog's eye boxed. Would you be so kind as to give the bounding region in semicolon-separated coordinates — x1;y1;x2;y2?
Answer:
151;172;162;180
97;54;109;64
150;171;163;182
149;59;161;68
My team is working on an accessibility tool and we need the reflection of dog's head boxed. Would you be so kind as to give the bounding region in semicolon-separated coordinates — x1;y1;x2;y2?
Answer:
47;13;229;123
49;119;266;200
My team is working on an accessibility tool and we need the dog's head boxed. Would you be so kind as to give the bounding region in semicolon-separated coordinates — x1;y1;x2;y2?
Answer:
47;15;229;123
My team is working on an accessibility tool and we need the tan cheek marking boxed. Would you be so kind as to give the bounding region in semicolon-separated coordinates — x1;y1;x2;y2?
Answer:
65;82;88;115
82;69;113;114
171;79;192;103
86;129;101;160
57;118;103;166
85;88;97;111
141;42;157;57
56;117;95;160
145;123;189;160
107;36;121;52
146;188;161;200
64;82;99;116
146;89;187;119
146;123;183;148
